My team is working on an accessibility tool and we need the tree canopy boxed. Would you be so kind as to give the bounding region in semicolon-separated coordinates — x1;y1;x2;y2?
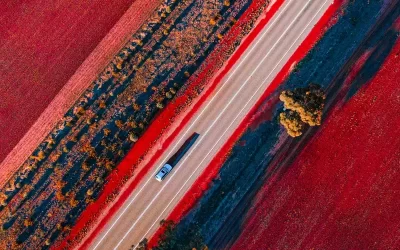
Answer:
279;84;326;137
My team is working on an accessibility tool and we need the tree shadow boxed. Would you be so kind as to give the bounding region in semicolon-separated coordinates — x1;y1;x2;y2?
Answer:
346;27;400;101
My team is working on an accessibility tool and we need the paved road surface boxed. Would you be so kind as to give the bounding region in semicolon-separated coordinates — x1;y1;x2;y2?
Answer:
90;0;333;249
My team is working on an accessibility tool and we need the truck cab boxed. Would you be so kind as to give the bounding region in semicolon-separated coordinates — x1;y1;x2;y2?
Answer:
155;164;173;182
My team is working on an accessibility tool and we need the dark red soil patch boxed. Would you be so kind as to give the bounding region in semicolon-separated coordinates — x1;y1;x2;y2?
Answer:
232;29;400;250
148;0;346;246
0;0;136;162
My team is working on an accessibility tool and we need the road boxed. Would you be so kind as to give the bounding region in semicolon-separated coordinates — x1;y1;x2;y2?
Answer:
90;0;333;249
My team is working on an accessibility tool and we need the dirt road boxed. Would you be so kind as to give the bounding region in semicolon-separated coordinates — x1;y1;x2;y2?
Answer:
90;0;333;249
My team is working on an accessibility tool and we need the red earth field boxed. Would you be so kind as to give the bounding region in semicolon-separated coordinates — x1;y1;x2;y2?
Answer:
231;29;400;250
0;0;134;161
148;0;346;246
0;0;162;186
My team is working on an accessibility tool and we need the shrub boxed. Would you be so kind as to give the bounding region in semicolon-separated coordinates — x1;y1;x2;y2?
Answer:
279;110;305;137
129;133;139;142
156;102;165;109
0;192;8;206
24;219;33;227
165;91;173;99
86;189;94;196
137;238;148;250
279;83;325;126
69;198;78;208
169;87;177;94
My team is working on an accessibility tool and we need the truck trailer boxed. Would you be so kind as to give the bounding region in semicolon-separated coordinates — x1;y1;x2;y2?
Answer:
155;132;200;182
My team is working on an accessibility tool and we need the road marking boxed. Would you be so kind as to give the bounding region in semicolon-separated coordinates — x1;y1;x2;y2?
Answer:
91;1;294;248
114;0;331;248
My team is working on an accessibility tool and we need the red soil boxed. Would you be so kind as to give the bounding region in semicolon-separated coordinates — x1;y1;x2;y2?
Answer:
0;0;135;161
148;0;345;246
0;0;162;187
232;37;400;250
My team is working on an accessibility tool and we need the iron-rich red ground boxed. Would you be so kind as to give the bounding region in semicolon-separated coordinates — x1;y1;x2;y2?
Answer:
148;0;346;246
232;32;400;250
0;0;136;162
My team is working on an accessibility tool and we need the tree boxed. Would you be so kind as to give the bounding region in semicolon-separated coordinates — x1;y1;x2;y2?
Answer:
210;17;217;26
210;14;221;26
70;197;79;208
63;225;71;232
165;91;173;99
156;102;164;109
55;191;65;201
137;238;148;250
279;83;325;126
73;106;85;116
0;192;8;206
45;239;51;246
96;177;104;184
115;120;124;128
278;84;326;137
30;150;45;161
103;128;111;136
169;87;176;95
86;188;94;196
279;110;305;137
105;161;115;171
24;218;33;227
82;162;90;171
99;100;106;109
129;133;139;142
138;122;145;129
45;137;55;148
133;103;141;111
